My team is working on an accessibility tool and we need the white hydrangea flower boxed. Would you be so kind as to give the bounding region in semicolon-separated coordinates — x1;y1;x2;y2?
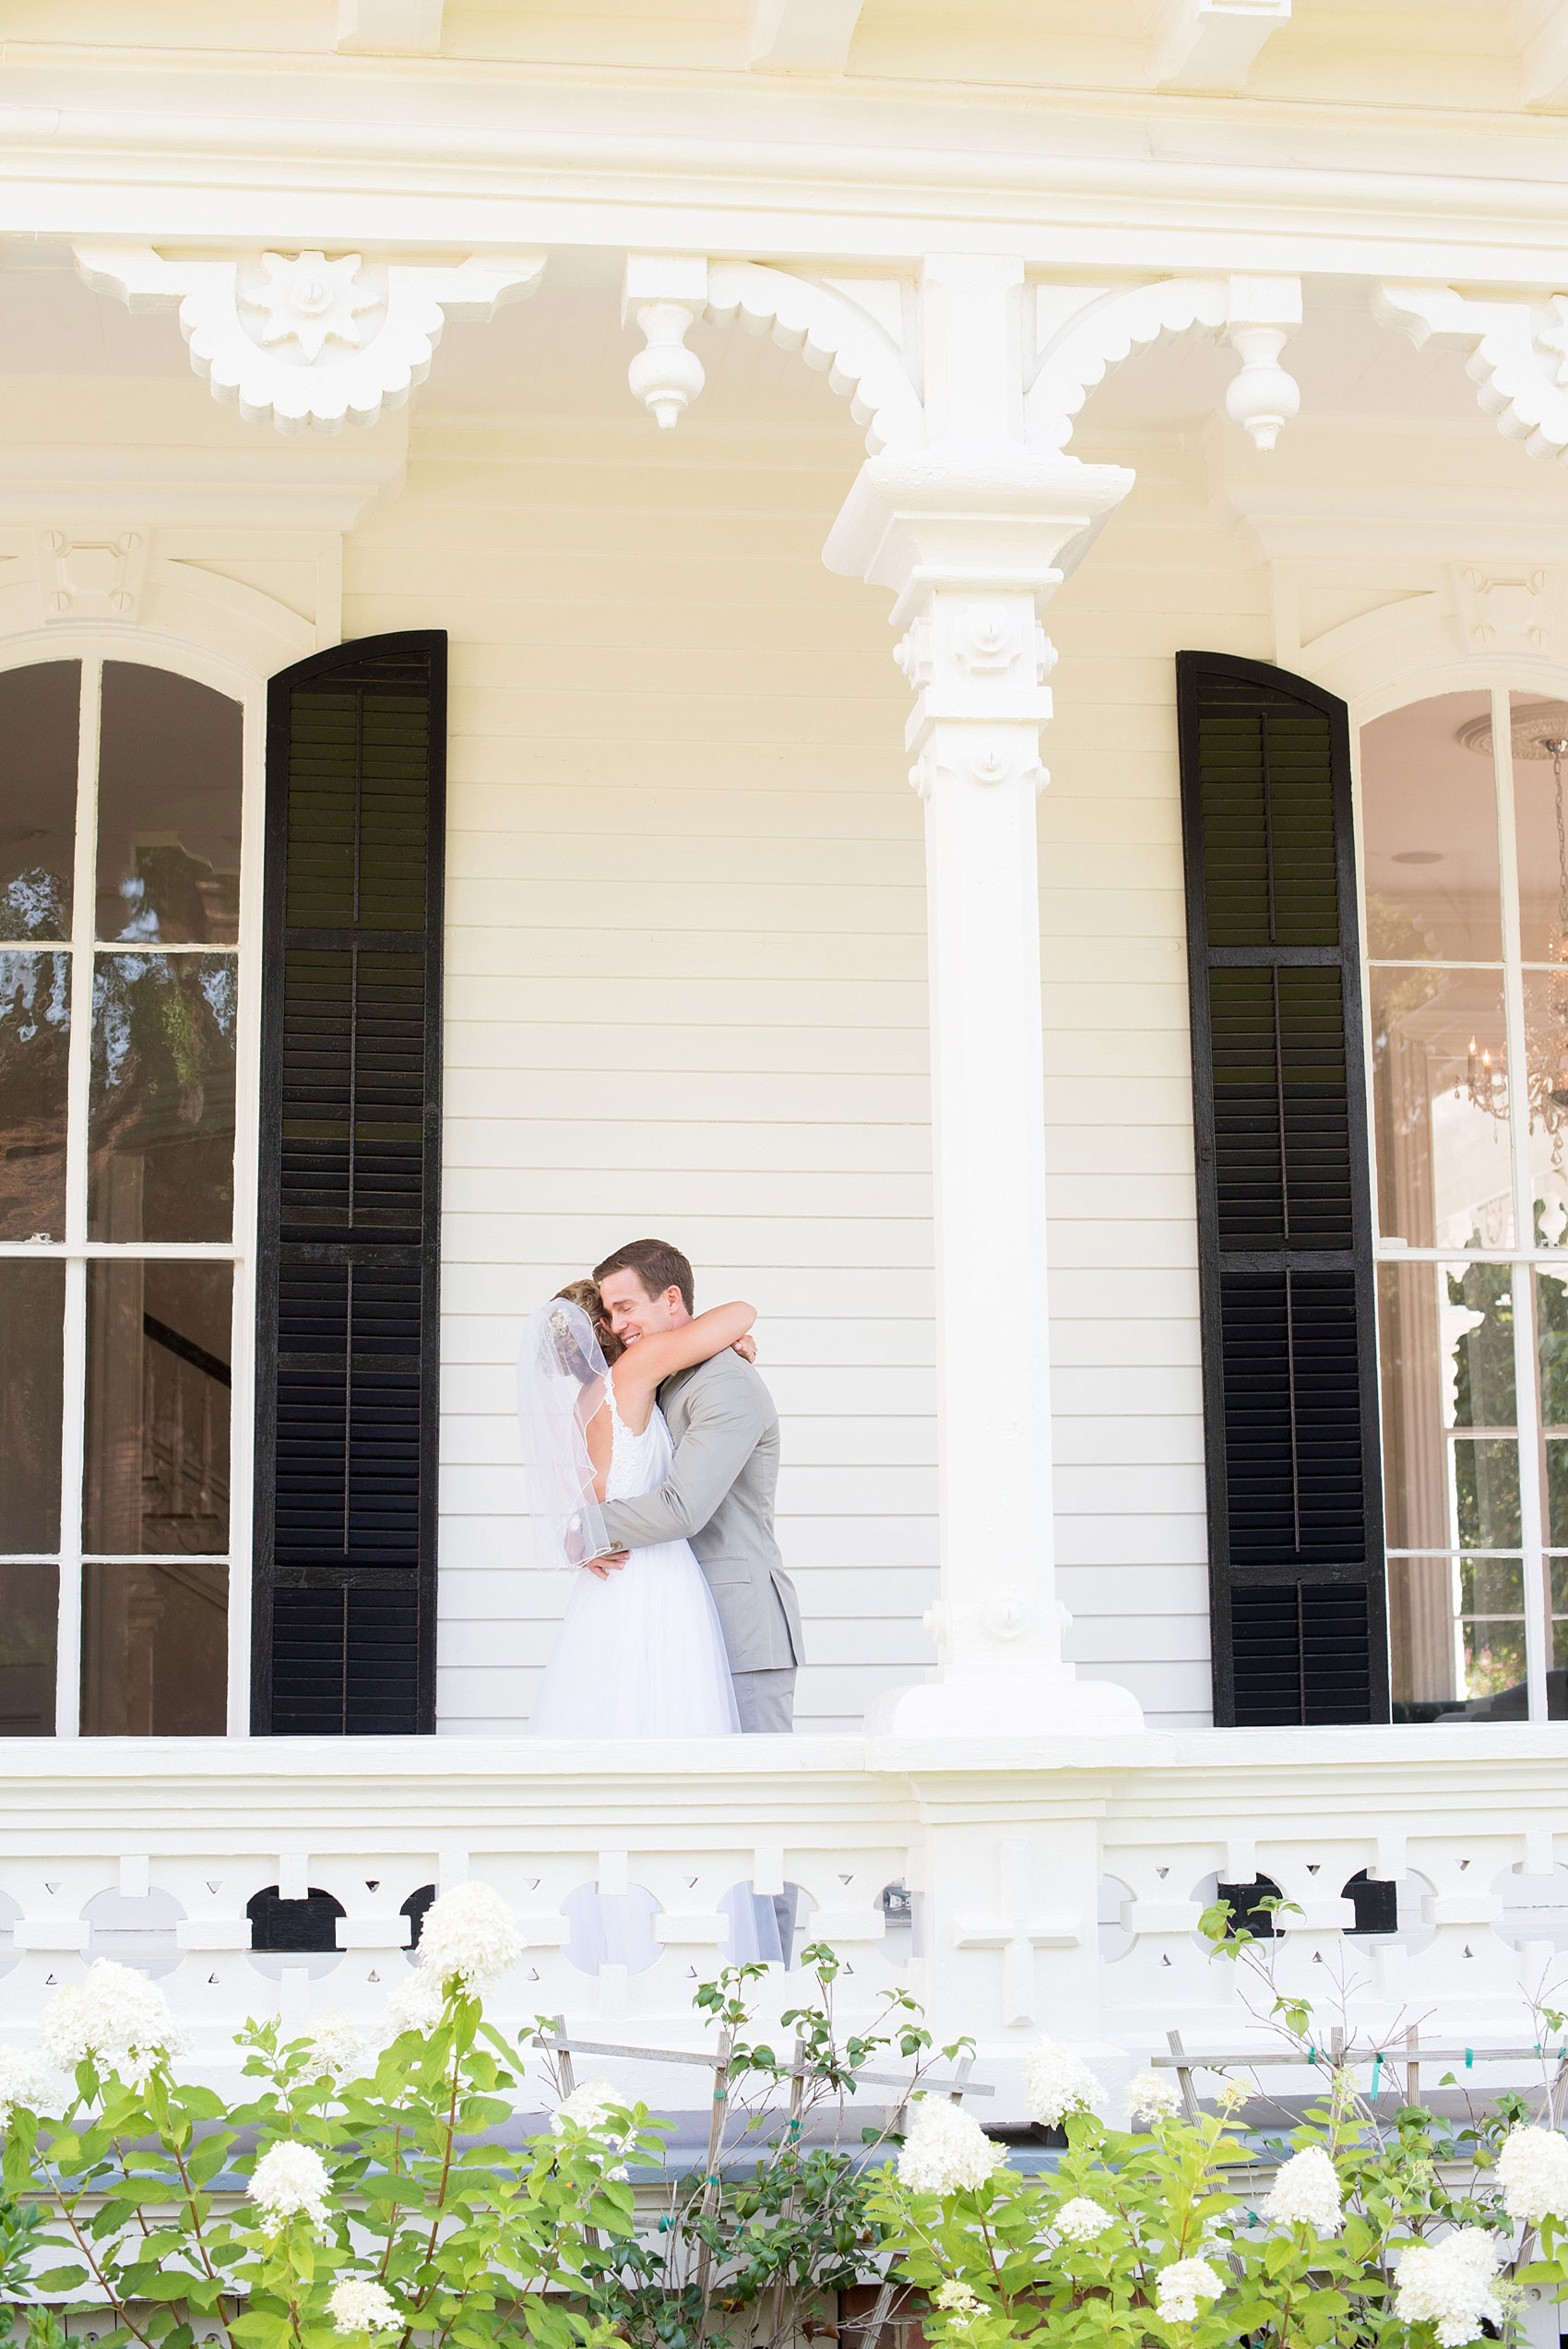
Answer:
1497;2126;1568;2225
1395;2228;1504;2348
300;2009;364;2084
897;2098;1006;2196
551;2079;623;2135
411;1881;521;1997
1021;2040;1103;2128
1053;2196;1113;2244
327;2279;402;2336
248;2139;332;2234
1262;2144;1344;2235
1154;2257;1225;2323
384;1972;445;2039
0;2045;55;2131
932;2281;982;2314
1126;2069;1182;2125
38;1961;185;2083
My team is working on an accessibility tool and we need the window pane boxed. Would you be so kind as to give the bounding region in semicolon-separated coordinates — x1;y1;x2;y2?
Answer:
87;953;237;1241
1371;964;1513;1246
1523;971;1568;1246
1379;1259;1518;1549
1360;691;1503;961
80;1560;226;1735
0;1561;57;1734
83;1260;232;1556
0;950;69;1241
1389;1553;1526;1717
95;664;242;945
0;1259;64;1553
0;662;78;941
1539;1272;1568;1544
1512;698;1568;964
1454;1437;1521;1549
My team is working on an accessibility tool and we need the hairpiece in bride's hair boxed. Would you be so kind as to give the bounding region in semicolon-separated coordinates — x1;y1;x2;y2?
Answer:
549;1307;571;1338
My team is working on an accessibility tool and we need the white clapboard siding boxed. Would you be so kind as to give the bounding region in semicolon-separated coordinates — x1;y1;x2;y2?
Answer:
1041;440;1274;1720
341;418;1263;1735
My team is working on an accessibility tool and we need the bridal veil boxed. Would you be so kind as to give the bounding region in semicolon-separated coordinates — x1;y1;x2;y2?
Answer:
517;1297;612;1568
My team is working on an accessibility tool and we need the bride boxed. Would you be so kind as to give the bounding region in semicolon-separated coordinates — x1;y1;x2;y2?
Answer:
517;1281;755;1738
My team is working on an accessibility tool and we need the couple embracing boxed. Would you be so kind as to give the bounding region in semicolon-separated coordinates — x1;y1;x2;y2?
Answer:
517;1238;802;1738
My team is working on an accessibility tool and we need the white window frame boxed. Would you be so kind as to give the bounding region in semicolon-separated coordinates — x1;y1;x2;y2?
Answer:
1353;669;1568;1723
0;629;266;1739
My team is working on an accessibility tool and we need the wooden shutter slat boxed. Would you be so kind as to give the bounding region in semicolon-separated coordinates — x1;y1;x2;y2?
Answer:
1178;652;1387;1726
253;632;445;1735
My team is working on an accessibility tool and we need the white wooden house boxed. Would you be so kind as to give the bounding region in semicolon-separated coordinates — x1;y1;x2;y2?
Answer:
3;0;1568;2100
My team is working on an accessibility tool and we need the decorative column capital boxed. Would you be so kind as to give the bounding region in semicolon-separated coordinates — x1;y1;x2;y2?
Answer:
824;445;1135;621
826;446;1134;797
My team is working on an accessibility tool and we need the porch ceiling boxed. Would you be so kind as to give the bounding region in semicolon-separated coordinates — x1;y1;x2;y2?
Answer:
0;0;1533;113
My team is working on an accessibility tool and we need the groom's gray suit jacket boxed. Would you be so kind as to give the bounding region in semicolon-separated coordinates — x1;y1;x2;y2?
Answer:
600;1350;802;1674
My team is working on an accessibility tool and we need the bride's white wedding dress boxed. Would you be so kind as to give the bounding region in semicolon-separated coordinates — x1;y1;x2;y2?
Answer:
527;1365;741;1737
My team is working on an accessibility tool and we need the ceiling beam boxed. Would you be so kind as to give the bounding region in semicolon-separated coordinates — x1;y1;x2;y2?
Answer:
1515;0;1568;104
336;0;443;54
1153;0;1291;92
747;0;865;74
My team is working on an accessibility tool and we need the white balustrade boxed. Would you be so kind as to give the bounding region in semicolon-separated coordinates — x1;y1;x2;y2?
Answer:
2;1728;1566;2108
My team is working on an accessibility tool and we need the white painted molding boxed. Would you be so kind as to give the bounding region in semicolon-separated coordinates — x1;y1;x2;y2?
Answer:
747;0;866;72
336;0;444;54
1452;563;1568;658
74;246;546;435
1153;0;1291;91
1027;274;1301;454
705;262;925;452
1224;276;1303;451
622;255;709;429
35;529;148;623
1374;282;1568;461
1515;0;1568;105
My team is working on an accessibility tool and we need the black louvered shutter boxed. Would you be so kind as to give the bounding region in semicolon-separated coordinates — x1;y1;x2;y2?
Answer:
1176;652;1387;1725
252;633;445;1734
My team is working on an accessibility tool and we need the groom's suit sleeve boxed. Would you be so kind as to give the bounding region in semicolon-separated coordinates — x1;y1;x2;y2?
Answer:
600;1368;761;1552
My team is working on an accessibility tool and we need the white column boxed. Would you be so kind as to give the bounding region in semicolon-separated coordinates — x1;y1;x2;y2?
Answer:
826;255;1145;1737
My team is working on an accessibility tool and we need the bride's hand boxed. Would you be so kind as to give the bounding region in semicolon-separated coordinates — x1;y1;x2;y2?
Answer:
731;1335;757;1364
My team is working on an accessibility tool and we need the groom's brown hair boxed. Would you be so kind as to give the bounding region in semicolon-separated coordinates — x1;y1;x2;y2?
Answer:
593;1237;695;1315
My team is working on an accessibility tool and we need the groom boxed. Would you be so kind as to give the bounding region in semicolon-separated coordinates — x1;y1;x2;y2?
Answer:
591;1237;802;1733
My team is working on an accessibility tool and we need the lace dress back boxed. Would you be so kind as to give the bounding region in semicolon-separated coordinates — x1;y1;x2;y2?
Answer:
600;1365;673;1502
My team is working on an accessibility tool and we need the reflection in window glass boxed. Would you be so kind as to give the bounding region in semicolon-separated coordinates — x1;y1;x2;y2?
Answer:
80;1560;227;1735
1454;1438;1521;1549
83;1260;232;1556
1524;970;1568;1249
1360;692;1503;961
0;661;78;942
1379;1260;1519;1547
87;953;237;1241
95;664;242;946
1370;965;1513;1247
0;950;69;1241
1540;1272;1568;1546
1388;1554;1526;1718
0;1259;64;1554
0;1561;58;1734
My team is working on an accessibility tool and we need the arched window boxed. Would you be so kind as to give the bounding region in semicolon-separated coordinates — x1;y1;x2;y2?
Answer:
0;654;245;1734
1362;689;1568;1720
